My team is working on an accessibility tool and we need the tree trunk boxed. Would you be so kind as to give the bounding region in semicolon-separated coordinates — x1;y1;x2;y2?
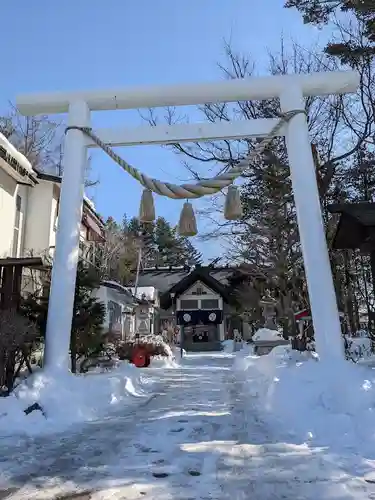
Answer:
344;250;356;334
70;330;77;373
5;350;16;394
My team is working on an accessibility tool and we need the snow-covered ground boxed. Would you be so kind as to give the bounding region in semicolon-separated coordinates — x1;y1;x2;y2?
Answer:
234;343;375;496
0;351;375;498
0;362;155;436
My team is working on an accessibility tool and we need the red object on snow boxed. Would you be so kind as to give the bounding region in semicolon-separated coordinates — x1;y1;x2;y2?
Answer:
132;346;150;368
294;308;344;321
294;309;311;321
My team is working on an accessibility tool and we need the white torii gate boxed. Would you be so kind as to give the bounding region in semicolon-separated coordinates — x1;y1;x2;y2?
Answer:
16;71;359;372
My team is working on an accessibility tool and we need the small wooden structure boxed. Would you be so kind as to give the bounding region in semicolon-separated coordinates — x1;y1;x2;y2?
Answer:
292;307;345;351
294;308;345;333
328;203;375;249
328;203;375;333
328;202;375;294
0;257;44;310
0;257;44;393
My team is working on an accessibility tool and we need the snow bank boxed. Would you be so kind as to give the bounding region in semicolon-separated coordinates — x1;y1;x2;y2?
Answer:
234;344;375;461
150;355;179;368
0;362;154;437
252;327;282;342
222;339;235;353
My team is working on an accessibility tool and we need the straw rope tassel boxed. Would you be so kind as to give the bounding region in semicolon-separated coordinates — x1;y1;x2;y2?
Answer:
139;188;155;223
178;201;197;237
224;185;243;220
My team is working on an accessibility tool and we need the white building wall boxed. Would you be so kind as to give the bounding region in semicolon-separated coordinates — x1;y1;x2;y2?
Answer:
17;184;28;257
0;171;29;258
92;285;136;340
48;185;59;251
92;286;109;327
23;180;54;255
0;169;58;259
0;168;17;257
176;281;223;311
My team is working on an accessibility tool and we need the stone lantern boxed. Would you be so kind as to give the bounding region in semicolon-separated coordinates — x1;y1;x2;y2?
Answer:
259;293;277;330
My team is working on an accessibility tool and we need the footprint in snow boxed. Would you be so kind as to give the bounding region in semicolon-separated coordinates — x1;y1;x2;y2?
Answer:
152;471;170;478
134;444;153;453
188;469;201;477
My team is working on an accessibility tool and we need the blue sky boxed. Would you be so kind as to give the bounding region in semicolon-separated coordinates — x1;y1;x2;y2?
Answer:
1;0;330;261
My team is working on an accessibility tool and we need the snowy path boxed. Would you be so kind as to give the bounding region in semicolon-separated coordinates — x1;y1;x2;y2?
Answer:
0;353;373;499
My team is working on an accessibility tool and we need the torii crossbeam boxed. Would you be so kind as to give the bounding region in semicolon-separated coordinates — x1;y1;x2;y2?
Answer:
17;70;359;371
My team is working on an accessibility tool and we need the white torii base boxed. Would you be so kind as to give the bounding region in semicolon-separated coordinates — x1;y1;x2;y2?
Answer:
17;71;359;372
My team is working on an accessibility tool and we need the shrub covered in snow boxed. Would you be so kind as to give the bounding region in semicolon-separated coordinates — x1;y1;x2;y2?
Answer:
344;335;373;362
0;309;40;395
116;334;172;362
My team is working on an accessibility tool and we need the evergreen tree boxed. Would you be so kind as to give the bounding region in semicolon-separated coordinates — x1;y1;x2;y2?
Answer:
236;148;307;334
154;217;178;264
127;216;142;234
124;215;203;268
99;216;140;283
285;0;375;61
70;262;106;372
22;261;106;373
180;238;203;266
344;146;375;202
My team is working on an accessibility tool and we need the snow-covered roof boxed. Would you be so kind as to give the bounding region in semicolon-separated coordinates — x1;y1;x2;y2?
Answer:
0;132;34;174
130;286;157;301
131;266;237;293
83;194;96;211
101;280;134;298
134;269;190;293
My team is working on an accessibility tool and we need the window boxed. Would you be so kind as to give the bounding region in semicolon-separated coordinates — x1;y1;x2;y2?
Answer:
192;286;207;296
201;299;219;309
180;299;199;310
79;241;96;266
12;195;21;257
54;199;59;230
79;240;86;255
86;242;95;264
108;300;122;332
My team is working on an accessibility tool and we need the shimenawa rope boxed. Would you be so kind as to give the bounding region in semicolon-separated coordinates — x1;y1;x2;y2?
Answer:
65;109;305;200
